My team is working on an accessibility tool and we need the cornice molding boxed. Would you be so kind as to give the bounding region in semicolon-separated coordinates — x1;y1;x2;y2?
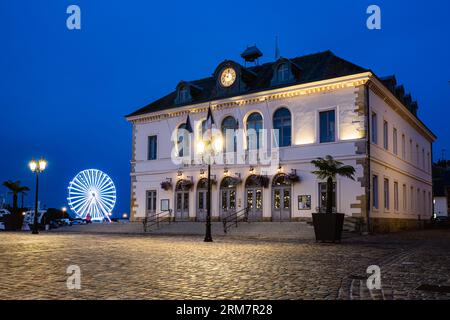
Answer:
126;73;371;124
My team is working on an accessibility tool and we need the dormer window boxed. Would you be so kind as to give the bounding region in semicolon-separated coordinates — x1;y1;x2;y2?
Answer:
277;63;290;82
271;59;300;86
178;86;191;103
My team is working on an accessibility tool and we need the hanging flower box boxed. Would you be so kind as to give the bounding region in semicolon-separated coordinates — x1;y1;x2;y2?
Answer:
286;173;300;184
160;181;172;191
180;179;193;190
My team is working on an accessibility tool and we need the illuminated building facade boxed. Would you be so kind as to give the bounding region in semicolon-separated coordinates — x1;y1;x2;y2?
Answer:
126;49;436;232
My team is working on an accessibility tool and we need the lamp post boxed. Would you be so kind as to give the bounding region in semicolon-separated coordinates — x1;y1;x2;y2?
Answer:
29;157;47;234
197;134;223;243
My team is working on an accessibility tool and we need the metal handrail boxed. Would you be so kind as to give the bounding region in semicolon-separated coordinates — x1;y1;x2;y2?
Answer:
143;209;173;232
222;207;249;233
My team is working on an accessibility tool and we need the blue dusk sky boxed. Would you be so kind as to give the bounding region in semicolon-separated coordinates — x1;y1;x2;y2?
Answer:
1;0;449;216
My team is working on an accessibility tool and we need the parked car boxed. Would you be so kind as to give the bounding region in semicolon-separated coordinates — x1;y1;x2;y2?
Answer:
54;218;72;227
49;220;60;229
71;218;86;225
0;221;5;230
431;215;450;229
434;216;449;222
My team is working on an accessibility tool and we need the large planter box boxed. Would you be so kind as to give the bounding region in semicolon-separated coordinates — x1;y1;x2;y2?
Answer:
312;213;345;243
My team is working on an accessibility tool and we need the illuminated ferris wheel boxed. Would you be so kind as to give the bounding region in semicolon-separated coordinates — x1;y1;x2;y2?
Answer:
67;169;116;222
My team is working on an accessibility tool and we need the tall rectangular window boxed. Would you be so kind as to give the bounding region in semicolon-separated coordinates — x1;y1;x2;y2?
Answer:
319;110;335;143
410;186;414;213
402;134;406;159
384;178;390;210
423;190;426;214
427;152;430;173
146;190;157;213
416;144;419;165
372;175;379;209
428;191;431;214
422;148;425;170
371;112;378;144
417;189;421;214
402;184;407;211
409;139;413;162
147;135;157;160
393;128;398;155
383;121;388;150
394;182;399;211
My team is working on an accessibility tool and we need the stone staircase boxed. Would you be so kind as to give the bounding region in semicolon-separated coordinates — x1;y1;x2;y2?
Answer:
52;221;316;240
343;217;362;233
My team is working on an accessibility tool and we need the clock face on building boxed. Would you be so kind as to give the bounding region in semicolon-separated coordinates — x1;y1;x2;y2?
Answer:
220;67;236;87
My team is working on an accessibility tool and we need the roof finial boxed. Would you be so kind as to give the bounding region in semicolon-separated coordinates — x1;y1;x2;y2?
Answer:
275;35;280;60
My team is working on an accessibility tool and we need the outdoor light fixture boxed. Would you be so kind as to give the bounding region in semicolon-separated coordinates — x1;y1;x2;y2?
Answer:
212;135;223;153
62;207;67;212
177;171;183;177
28;157;47;234
123;213;128;219
197;140;205;154
249;166;255;173
223;168;229;175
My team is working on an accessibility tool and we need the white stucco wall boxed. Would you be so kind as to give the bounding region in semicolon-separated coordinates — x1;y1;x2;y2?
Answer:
369;89;433;220
130;85;366;220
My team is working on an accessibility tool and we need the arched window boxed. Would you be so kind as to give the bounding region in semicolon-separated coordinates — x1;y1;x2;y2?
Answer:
177;123;190;157
273;108;291;147
200;119;207;139
246;112;263;150
221;116;238;152
277;63;290;82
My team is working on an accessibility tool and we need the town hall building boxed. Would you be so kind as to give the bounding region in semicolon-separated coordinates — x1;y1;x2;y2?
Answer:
126;48;436;232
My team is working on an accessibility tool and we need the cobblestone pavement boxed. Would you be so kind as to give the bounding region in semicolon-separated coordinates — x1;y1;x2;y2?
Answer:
1;230;449;300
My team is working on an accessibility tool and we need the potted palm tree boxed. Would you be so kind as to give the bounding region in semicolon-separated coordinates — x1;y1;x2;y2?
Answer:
310;156;355;242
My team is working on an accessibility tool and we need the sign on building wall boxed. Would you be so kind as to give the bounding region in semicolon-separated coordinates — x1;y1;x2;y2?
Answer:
298;195;311;210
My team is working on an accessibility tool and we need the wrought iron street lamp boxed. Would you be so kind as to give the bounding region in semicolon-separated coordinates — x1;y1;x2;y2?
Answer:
197;132;223;242
28;157;47;234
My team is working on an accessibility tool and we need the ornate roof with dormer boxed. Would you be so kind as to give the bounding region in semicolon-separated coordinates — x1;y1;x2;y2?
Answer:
126;51;370;117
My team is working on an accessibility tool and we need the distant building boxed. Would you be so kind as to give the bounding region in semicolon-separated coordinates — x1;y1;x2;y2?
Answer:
433;162;450;217
126;48;436;232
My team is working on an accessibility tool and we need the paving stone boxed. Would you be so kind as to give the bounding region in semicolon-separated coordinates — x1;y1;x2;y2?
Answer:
0;229;449;299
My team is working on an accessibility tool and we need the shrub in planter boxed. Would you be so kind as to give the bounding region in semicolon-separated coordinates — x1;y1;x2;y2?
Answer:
311;155;355;242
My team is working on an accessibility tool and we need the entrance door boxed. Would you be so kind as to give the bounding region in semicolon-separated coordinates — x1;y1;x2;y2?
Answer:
146;190;157;218
175;191;189;221
220;188;236;219
197;189;207;221
246;188;263;221
272;187;291;221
